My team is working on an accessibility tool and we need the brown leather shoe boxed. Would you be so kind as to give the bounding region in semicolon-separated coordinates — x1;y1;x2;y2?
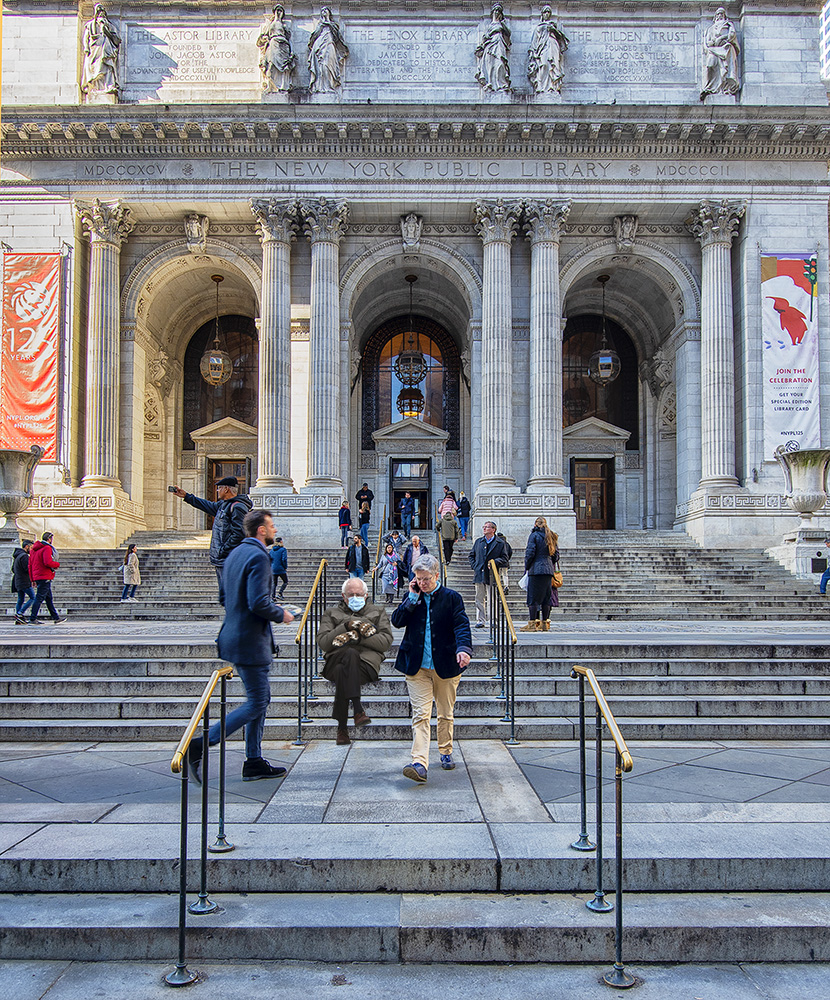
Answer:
336;728;351;745
354;711;372;728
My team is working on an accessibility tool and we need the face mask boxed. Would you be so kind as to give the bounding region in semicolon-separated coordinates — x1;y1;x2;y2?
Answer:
347;596;366;612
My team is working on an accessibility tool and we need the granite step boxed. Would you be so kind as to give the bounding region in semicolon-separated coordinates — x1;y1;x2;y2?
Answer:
0;891;826;963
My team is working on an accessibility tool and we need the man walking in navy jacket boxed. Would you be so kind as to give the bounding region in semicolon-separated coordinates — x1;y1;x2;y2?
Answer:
188;509;294;784
391;553;472;782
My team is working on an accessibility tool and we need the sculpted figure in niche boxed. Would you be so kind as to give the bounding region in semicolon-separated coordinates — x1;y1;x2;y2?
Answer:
700;7;741;99
527;5;569;95
475;2;511;93
257;5;296;93
81;4;121;99
613;215;638;253
308;6;349;93
184;214;209;254
400;213;423;252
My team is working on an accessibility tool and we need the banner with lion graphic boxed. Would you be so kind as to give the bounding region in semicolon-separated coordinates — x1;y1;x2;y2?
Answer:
761;251;820;460
1;253;61;460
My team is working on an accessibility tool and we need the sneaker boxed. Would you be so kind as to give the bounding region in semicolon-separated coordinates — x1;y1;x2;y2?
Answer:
50;616;67;624
242;757;288;782
474;621;487;629
14;614;28;625
29;617;44;625
440;754;456;770
128;598;139;603
403;762;427;783
119;599;129;603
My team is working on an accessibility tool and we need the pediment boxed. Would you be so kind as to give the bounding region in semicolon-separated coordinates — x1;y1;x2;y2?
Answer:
562;417;631;442
189;417;257;442
372;418;449;443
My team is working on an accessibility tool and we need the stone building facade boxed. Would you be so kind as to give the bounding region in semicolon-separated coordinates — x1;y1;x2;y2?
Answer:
1;1;828;547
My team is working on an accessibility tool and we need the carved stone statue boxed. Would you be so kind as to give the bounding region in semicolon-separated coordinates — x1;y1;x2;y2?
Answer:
475;2;511;93
257;4;295;93
613;215;638;253
400;213;423;252
81;4;121;101
308;6;349;94
700;7;741;99
184;214;209;254
527;5;568;95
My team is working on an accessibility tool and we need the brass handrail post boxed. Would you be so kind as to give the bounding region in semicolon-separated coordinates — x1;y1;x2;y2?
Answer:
189;703;217;915
586;700;612;913
602;746;636;989
165;760;198;987
570;671;595;852
294;558;328;745
209;673;234;853
488;561;519;744
569;664;637;989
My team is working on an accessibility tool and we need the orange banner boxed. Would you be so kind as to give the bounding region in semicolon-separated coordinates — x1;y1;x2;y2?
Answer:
1;253;61;460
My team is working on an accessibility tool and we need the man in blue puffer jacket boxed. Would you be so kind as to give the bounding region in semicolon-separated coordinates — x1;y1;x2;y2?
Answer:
270;537;288;601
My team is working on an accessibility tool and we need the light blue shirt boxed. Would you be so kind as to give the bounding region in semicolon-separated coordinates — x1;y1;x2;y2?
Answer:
409;582;441;672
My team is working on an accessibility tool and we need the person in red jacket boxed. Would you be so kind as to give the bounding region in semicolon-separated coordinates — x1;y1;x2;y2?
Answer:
27;531;66;624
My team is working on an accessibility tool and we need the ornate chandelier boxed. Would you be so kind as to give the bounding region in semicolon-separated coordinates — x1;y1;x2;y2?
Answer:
393;274;427;388
199;274;233;386
396;386;425;418
588;273;621;386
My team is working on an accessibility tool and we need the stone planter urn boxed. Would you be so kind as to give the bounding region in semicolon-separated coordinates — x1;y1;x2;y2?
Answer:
0;445;45;587
774;446;830;525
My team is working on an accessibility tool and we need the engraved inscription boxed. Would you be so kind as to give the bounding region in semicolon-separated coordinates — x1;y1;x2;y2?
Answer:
567;25;694;85
126;23;259;87
351;24;476;82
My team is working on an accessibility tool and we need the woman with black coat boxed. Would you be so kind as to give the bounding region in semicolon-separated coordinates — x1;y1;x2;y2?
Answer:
520;516;559;632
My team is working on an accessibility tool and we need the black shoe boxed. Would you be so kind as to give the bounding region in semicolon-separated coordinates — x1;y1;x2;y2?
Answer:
50;616;67;624
29;617;44;625
14;615;28;625
242;757;288;782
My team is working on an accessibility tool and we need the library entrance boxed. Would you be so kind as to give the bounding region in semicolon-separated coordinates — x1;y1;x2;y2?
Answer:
390;460;431;533
573;459;614;531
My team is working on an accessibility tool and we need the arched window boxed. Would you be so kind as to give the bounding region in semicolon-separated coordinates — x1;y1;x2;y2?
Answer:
362;317;460;450
562;315;639;449
182;315;258;449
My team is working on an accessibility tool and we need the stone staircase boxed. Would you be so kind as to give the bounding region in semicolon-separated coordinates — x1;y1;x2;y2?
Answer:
2;636;829;742
8;527;828;622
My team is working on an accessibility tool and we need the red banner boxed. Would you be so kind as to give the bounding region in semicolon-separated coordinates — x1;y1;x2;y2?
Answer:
1;253;61;460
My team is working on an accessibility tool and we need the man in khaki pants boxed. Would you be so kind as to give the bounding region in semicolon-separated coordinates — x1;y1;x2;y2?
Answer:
390;554;473;782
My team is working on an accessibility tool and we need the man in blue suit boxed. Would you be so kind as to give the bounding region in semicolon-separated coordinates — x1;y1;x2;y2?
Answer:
390;553;472;782
188;509;294;784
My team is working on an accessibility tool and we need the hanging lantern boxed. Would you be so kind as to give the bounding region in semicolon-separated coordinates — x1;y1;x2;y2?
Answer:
587;273;621;385
199;274;233;386
392;274;427;387
396;386;425;418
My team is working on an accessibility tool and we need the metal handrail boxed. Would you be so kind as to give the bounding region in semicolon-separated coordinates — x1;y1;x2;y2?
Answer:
293;557;328;745
166;664;235;987
487;559;518;744
371;504;387;603
571;665;633;772
435;508;447;587
569;664;636;990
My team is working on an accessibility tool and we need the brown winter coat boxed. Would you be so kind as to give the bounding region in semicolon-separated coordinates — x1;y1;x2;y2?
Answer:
439;512;459;541
316;599;394;680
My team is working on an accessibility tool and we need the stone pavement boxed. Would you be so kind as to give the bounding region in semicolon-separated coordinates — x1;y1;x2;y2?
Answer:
4;959;830;1000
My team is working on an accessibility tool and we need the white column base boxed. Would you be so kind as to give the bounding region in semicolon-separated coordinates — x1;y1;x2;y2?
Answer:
472;489;577;547
767;527;830;582
253;478;295;492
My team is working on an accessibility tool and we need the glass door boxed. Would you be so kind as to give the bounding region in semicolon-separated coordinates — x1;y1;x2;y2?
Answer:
572;459;614;530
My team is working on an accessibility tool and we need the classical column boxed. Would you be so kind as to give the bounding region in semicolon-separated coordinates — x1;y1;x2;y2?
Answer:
474;199;522;490
300;198;348;490
251;198;297;490
75;198;134;487
686;200;745;488
525;199;571;489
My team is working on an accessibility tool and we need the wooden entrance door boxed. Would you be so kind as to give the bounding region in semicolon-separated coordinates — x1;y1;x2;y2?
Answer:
573;459;614;530
205;459;251;528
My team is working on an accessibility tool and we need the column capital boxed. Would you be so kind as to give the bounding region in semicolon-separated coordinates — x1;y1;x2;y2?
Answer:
685;199;745;249
525;199;571;245
74;198;134;246
250;198;298;245
300;198;348;245
474;199;522;246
